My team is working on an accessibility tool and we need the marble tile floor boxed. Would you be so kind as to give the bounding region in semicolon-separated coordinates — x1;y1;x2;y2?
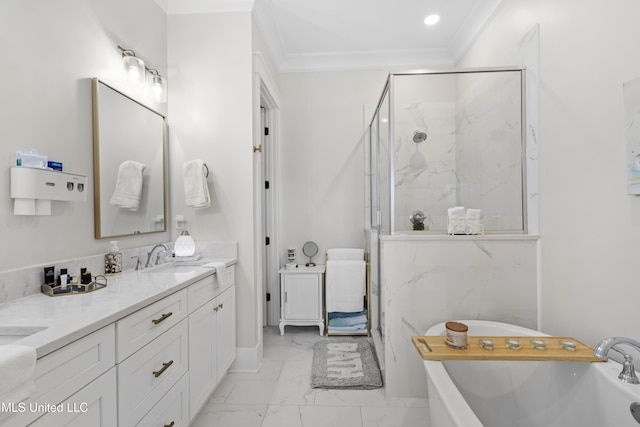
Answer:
191;326;430;427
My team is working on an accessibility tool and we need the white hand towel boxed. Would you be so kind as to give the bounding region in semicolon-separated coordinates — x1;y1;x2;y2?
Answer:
465;208;482;234
109;160;146;211
184;160;210;208
205;261;227;288
326;260;366;313
447;206;466;234
0;344;37;404
326;248;364;261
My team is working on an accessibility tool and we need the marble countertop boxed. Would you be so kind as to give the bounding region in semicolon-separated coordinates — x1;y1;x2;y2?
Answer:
0;258;236;358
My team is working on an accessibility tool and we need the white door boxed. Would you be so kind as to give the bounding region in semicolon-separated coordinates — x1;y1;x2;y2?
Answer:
261;106;269;326
254;60;281;329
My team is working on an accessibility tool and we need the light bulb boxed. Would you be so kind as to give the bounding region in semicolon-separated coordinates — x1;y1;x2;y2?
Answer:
123;55;145;84
149;73;167;103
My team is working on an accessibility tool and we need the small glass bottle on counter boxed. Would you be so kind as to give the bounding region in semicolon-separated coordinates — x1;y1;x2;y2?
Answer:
105;241;122;274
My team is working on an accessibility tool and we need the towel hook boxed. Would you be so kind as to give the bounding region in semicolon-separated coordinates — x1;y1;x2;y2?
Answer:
203;163;209;178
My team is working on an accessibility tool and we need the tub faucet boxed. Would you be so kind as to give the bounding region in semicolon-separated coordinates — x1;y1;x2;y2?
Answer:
145;244;168;268
594;337;640;384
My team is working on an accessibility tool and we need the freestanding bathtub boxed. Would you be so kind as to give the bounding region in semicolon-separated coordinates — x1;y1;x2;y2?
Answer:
423;320;640;427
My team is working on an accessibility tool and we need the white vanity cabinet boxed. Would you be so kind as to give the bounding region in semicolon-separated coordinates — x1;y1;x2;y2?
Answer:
188;267;236;421
279;265;325;336
0;324;116;427
28;368;117;427
215;286;236;377
136;373;190;427
116;289;189;427
0;260;237;427
115;288;188;363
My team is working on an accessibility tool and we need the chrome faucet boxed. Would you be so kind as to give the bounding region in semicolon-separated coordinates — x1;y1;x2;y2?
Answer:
594;337;640;384
145;244;168;268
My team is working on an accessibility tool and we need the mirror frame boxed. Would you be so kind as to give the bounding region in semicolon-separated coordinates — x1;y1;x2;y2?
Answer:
91;78;168;239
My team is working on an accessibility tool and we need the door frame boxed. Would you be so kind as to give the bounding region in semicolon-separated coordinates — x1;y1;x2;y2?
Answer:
253;52;281;334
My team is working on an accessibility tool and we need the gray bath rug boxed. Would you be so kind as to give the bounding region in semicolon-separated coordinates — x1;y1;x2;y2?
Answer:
311;337;382;389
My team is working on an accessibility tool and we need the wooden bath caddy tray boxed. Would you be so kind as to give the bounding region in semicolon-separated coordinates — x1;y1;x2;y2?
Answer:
412;336;603;362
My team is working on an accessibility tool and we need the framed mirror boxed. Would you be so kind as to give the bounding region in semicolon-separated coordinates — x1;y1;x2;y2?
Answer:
92;78;167;238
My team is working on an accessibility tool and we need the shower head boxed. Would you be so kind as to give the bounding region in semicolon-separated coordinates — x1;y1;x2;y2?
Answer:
413;131;427;143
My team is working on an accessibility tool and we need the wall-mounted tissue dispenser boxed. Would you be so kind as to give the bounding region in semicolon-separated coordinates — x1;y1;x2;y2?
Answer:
11;167;87;215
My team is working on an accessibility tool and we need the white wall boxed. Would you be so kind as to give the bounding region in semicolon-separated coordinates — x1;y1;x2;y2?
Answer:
0;0;168;272
278;70;389;263
459;0;640;345
167;12;257;353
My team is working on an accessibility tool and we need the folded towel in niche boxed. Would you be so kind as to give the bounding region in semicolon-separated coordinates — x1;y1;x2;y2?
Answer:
328;309;367;319
329;314;368;327
465;208;482;234
0;344;37;404
447;206;466;234
328;324;368;332
184;159;210;208
109;160;146;211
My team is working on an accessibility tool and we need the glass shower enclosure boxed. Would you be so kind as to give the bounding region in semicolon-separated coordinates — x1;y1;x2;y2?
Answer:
366;67;527;347
367;67;527;235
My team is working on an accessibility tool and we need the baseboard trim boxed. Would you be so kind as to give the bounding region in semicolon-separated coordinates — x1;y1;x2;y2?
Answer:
229;342;263;373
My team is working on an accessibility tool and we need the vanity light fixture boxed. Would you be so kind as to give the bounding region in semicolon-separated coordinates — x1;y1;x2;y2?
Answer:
147;69;167;103
117;45;168;103
118;45;145;84
424;14;440;25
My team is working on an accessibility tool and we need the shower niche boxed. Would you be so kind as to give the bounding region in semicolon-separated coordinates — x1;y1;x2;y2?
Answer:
367;67;527;235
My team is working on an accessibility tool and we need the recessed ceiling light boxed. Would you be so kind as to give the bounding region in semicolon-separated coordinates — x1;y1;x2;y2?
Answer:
424;14;440;25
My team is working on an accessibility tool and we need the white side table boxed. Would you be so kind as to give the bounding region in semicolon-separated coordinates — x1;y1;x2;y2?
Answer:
278;265;325;336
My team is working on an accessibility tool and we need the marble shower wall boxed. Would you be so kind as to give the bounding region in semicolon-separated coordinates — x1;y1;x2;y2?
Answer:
380;236;538;398
393;75;457;231
455;71;524;231
392;71;524;232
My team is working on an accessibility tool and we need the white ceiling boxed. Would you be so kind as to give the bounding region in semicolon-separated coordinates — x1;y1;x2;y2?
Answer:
157;0;504;72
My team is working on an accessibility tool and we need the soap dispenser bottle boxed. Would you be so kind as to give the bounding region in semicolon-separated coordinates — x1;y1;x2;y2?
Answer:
105;241;122;274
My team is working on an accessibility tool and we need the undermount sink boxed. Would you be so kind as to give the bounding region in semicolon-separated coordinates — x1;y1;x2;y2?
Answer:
0;325;47;345
143;260;210;273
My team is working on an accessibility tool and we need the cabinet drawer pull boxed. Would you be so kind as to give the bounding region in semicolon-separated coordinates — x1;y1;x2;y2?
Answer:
219;303;223;309
152;311;173;325
153;360;174;377
164;422;175;427
214;306;219;312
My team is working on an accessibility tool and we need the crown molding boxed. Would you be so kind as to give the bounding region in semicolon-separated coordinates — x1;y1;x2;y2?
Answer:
162;0;504;72
276;49;455;73
449;0;505;63
158;0;255;15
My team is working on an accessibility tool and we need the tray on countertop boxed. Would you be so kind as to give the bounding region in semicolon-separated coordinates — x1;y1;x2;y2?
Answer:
412;335;603;362
41;275;107;297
